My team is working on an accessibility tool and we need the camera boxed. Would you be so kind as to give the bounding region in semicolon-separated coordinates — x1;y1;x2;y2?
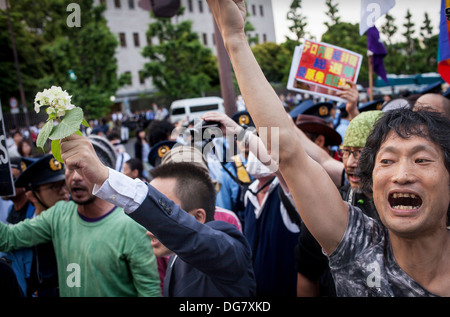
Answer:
190;120;222;141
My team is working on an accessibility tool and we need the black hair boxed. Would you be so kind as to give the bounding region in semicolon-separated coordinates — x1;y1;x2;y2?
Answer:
125;158;144;179
357;108;450;224
147;120;175;147
150;162;216;222
106;131;121;141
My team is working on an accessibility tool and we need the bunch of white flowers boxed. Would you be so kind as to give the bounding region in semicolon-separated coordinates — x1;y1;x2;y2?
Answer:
34;86;76;117
34;86;88;162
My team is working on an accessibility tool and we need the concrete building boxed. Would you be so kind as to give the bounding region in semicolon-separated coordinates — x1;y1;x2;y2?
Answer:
95;0;276;103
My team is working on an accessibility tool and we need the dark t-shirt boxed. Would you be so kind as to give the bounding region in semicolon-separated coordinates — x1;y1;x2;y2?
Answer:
295;184;378;296
328;204;439;297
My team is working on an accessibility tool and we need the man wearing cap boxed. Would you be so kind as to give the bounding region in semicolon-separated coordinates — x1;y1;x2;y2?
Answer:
8;154;70;296
295;114;342;156
0;139;161;297
295;111;383;296
16;154;69;216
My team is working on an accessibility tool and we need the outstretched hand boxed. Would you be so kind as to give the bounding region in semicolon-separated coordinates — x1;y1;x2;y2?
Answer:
336;81;360;119
60;134;109;187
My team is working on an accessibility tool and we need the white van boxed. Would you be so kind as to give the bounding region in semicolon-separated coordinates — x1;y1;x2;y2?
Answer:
169;96;225;123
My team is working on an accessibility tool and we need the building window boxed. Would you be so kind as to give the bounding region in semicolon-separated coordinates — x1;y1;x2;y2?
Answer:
128;0;135;9
259;5;264;17
202;33;208;46
188;0;193;12
119;33;126;47
133;32;140;47
252;4;256;16
139;71;145;85
212;33;215;46
115;0;121;8
198;0;203;13
263;34;267;43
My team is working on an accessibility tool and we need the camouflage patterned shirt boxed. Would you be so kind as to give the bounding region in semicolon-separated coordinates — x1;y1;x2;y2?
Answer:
328;204;439;297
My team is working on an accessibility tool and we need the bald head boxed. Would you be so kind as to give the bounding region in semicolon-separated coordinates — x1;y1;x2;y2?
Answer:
414;93;450;119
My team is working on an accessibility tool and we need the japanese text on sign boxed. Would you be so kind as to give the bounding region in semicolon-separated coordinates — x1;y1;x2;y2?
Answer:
295;40;361;90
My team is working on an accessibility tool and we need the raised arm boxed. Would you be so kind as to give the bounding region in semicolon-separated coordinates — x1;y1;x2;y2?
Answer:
206;0;348;253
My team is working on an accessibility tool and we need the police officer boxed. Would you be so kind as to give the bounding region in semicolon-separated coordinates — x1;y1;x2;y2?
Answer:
13;154;69;296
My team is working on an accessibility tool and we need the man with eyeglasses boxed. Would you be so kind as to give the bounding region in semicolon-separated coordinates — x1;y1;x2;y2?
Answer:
336;111;384;221
16;154;70;216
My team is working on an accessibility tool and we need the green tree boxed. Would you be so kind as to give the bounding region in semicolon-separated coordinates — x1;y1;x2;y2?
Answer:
420;12;433;40
0;7;45;113
251;42;291;84
40;2;126;118
142;7;218;100
286;0;309;42
381;13;397;46
1;0;126;118
381;13;400;74
324;0;341;29
417;13;437;73
402;9;416;58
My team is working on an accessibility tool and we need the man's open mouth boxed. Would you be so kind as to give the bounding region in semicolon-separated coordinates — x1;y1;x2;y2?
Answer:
388;192;422;210
71;186;87;194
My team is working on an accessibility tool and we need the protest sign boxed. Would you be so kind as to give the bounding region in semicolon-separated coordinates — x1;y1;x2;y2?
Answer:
0;106;15;197
287;39;363;103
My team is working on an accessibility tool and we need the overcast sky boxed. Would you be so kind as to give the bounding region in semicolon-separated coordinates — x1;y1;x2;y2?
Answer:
271;0;441;43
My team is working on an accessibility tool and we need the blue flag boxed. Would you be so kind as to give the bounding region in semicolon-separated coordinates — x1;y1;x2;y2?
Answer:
367;26;388;84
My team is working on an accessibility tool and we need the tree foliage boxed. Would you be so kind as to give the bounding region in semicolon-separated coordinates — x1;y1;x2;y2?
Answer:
1;0;126;118
252;42;291;85
142;8;218;100
324;0;341;28
286;0;310;42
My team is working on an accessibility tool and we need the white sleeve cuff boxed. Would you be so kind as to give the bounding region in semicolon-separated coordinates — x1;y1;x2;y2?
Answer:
93;167;148;214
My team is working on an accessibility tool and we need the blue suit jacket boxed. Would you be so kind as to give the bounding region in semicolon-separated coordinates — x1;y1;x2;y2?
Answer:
128;184;256;297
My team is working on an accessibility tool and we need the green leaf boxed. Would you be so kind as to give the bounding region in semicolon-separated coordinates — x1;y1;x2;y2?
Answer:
51;139;63;163
75;130;83;136
48;107;83;140
81;118;90;128
36;119;54;150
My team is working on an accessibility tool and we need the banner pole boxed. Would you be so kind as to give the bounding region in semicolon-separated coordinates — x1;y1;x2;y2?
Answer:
368;54;374;101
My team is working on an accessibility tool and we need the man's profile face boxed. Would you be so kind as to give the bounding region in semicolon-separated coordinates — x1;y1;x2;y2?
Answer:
35;180;69;208
148;177;180;258
342;146;363;191
372;131;450;237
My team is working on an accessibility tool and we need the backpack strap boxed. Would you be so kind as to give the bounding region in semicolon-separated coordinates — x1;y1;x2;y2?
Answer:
278;185;302;227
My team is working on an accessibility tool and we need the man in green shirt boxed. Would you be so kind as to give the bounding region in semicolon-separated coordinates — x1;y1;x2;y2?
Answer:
0;137;160;297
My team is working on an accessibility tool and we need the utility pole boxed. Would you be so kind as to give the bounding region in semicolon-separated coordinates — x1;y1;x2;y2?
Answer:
6;0;30;128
